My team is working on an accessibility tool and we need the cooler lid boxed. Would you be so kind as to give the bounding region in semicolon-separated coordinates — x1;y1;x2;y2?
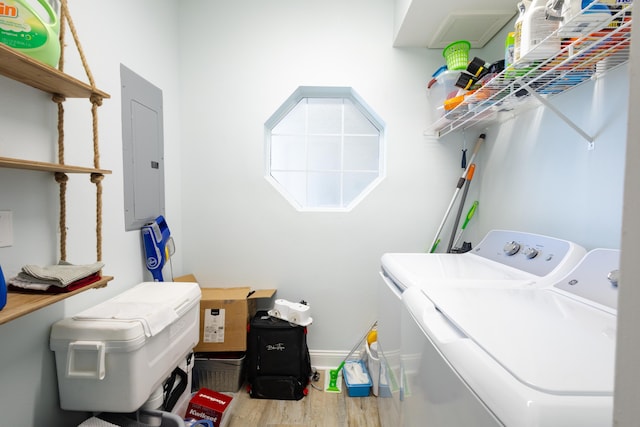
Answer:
423;286;616;395
52;282;201;342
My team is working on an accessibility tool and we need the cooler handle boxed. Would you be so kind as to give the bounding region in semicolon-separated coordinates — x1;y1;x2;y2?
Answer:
66;341;106;380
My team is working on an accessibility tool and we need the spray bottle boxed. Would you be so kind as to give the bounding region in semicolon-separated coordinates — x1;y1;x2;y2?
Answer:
519;0;561;63
0;0;61;68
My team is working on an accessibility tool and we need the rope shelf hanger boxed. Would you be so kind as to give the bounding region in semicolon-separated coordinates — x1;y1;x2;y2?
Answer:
52;0;104;263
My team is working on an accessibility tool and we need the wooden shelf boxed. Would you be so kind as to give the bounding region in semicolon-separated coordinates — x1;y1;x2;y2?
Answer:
0;156;112;174
0;43;110;99
0;29;114;326
0;276;113;325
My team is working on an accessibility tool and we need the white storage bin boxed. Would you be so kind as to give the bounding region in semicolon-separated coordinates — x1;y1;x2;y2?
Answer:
50;282;201;413
427;69;461;119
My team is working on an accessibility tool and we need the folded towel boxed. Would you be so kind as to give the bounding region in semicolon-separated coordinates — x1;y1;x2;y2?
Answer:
21;261;104;286
8;273;101;294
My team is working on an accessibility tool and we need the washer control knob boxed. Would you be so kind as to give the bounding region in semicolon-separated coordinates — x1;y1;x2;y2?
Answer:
523;247;539;259
607;269;620;287
503;241;521;256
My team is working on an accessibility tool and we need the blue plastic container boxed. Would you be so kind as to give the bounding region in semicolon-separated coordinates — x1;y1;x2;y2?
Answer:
0;265;6;310
343;361;372;397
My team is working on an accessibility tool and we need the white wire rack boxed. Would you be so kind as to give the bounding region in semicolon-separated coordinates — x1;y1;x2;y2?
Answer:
431;1;632;146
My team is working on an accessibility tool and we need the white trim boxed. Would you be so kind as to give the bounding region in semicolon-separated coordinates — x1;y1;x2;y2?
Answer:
308;349;367;370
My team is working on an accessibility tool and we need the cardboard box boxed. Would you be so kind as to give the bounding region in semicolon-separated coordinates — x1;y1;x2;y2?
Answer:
185;388;233;427
174;275;275;352
194;286;276;352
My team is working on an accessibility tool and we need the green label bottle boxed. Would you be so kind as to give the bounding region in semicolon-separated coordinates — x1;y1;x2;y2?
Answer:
0;0;60;67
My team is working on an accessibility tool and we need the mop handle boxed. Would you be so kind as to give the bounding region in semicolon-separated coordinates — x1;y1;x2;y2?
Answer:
429;134;485;253
341;321;378;367
454;201;479;247
446;164;476;253
327;320;378;389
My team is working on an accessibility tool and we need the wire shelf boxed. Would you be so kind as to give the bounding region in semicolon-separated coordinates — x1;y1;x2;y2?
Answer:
431;1;632;139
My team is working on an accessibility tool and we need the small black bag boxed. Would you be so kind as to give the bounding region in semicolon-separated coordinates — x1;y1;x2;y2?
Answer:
247;310;311;400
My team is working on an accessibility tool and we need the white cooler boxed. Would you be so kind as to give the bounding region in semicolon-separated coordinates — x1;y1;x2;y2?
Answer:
50;281;201;413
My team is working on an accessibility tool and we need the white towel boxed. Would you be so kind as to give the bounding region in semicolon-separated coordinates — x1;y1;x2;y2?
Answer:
74;302;178;337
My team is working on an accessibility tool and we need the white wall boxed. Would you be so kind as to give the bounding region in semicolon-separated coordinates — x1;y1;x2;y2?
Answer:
177;0;627;358
176;0;469;354
0;0;630;425
0;1;184;425
468;65;628;250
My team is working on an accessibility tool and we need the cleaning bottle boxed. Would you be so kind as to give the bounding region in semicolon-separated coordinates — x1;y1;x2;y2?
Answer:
513;0;531;64
558;0;612;37
0;0;61;68
505;31;515;70
519;0;561;63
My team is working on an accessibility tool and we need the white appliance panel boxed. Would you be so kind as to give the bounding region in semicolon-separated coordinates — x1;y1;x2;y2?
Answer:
425;286;616;394
401;288;503;426
377;230;588;426
377;273;403;427
402;286;615;427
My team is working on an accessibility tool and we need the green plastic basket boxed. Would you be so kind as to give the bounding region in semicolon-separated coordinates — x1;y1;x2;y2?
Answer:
443;40;471;71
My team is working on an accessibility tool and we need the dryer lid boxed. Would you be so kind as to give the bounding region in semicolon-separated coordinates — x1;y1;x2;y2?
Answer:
424;286;616;395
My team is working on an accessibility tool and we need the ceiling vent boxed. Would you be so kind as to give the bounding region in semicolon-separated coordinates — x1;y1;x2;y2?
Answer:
428;10;515;48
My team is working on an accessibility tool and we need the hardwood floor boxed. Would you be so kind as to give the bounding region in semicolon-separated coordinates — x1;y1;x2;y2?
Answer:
225;372;381;427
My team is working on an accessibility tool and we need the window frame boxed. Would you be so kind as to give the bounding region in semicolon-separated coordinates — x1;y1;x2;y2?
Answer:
264;86;386;212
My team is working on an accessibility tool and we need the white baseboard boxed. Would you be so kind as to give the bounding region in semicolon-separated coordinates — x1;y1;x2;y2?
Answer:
309;349;366;370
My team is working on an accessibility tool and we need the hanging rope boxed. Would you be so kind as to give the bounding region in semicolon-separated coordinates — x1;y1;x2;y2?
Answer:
54;172;68;260
89;93;104;261
52;93;67;260
59;0;96;88
54;0;104;262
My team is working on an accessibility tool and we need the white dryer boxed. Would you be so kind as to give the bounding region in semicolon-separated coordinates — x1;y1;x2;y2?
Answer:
400;248;619;426
377;230;586;427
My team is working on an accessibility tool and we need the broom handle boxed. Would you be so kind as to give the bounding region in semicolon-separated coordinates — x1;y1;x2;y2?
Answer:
446;164;476;253
429;134;485;253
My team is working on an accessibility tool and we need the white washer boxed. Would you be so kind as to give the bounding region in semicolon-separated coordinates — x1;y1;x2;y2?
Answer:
401;248;619;426
377;230;586;427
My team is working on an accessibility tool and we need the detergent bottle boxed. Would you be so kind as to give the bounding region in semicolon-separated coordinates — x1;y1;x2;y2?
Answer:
519;0;561;63
558;0;613;37
0;0;61;68
513;0;531;64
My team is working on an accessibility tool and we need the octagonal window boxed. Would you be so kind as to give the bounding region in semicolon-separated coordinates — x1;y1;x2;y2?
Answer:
265;87;385;212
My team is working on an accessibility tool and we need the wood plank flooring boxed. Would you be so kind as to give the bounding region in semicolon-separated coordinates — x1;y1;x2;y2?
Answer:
225;372;381;427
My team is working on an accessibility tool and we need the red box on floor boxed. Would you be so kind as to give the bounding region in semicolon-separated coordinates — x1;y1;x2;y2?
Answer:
185;388;233;426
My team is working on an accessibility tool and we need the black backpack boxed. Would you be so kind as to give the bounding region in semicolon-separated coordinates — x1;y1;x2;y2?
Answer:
246;310;312;400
